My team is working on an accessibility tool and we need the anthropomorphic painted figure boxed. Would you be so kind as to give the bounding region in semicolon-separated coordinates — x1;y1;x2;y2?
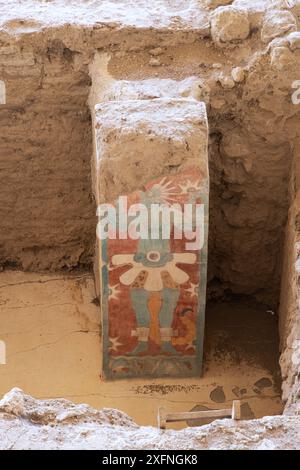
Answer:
112;179;196;355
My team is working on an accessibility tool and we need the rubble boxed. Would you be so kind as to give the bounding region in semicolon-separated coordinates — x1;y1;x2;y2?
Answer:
0;389;299;450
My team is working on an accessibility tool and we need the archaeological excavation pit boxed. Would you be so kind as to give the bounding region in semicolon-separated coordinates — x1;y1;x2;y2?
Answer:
0;0;300;451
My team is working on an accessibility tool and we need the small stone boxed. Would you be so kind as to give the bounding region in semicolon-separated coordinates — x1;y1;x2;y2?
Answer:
190;81;211;104
242;158;253;173
261;10;297;44
114;51;125;58
129;46;141;52
149;58;161;67
149;47;164;56
231;66;245;83
270;46;294;71
218;73;235;89
212;62;222;68
287;31;300;51
211;6;250;47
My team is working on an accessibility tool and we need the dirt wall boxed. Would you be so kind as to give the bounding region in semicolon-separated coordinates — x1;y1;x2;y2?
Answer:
279;143;300;412
0;40;95;271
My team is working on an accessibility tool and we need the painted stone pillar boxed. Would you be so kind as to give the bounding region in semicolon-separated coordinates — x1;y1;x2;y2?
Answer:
94;98;209;379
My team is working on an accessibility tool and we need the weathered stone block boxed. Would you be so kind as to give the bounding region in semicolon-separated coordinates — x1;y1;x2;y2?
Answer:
94;98;209;379
210;6;250;47
261;9;297;44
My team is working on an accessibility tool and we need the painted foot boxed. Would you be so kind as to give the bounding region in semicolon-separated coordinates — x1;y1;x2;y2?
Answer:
160;342;181;355
127;342;148;356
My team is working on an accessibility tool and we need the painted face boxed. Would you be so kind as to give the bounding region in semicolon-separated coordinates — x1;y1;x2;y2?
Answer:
133;250;173;268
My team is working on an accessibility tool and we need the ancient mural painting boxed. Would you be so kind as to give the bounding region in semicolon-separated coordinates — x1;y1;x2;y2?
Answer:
100;167;208;379
95;98;209;379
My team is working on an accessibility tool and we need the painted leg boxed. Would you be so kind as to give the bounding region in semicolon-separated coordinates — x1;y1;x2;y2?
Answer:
129;288;150;355
159;288;181;355
147;292;162;347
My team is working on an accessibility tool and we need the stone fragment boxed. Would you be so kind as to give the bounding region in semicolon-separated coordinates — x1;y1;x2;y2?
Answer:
149;47;164;56
149;57;161;66
242;158;253;173
287;31;300;50
261;10;297;43
211;6;250;47
114;51;126;58
218;73;235;89
231;66;245;83
270;46;295;70
191;81;211;104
